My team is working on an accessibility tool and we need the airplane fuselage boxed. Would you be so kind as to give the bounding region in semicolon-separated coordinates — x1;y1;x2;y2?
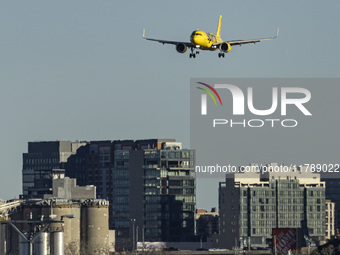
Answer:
190;30;223;51
143;15;278;58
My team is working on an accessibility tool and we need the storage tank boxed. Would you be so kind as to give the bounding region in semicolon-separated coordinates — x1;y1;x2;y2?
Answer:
40;199;80;251
68;204;81;247
34;232;50;255
81;199;109;251
42;199;81;246
50;231;64;255
19;233;29;255
41;199;72;244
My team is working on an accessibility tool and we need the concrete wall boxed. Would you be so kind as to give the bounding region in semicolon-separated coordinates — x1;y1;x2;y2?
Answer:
109;230;115;252
81;199;110;254
44;177;96;200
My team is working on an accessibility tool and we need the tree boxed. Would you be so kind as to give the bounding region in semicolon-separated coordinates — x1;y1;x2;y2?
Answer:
320;245;335;255
79;242;110;255
65;242;80;255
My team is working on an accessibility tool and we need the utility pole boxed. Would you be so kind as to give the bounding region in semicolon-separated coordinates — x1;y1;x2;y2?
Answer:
304;235;311;255
136;226;139;253
131;219;136;251
295;228;298;255
248;237;250;255
142;225;145;250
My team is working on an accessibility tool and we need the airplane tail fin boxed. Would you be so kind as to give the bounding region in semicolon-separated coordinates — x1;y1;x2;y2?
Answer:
216;15;222;38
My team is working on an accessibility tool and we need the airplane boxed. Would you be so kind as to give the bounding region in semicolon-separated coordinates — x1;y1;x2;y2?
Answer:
143;15;278;58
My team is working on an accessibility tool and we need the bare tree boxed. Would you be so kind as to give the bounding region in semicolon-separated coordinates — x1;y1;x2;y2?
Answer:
65;241;80;255
321;245;335;255
115;251;165;255
79;242;110;255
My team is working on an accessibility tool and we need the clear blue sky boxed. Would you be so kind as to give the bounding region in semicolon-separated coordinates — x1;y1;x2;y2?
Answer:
0;1;339;209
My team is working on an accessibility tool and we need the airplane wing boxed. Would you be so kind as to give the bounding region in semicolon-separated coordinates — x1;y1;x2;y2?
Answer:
143;29;194;47
214;28;279;47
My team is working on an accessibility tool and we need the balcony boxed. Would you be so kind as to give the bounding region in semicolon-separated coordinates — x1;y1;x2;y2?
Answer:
143;165;160;169
168;166;194;170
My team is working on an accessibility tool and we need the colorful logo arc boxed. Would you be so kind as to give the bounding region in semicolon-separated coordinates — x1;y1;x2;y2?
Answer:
196;82;223;106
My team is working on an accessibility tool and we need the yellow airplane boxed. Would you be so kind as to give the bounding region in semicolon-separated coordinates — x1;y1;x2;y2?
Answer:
143;15;278;58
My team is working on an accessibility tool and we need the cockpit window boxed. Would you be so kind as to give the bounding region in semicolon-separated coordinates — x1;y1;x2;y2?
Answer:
192;31;202;36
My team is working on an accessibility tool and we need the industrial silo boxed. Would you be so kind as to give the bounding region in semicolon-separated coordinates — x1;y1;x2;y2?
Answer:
50;231;64;255
68;203;81;248
41;199;71;243
34;232;50;255
18;233;29;255
81;199;109;252
41;199;81;252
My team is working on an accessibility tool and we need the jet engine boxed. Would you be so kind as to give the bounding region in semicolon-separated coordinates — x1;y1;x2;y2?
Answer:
176;43;187;53
219;42;231;53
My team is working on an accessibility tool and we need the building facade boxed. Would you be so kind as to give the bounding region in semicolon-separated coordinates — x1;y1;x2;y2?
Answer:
321;177;340;236
196;208;219;242
219;164;326;249
22;141;86;197
112;140;196;248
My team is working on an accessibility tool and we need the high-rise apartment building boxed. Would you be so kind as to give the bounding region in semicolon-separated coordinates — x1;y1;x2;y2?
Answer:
111;140;196;247
22;139;196;248
218;164;326;249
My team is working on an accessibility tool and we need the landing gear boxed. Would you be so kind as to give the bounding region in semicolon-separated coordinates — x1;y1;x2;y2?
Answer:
218;52;225;58
189;48;199;58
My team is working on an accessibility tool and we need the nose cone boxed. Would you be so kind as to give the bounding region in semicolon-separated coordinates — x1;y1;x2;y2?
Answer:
190;31;197;44
190;35;198;45
190;30;204;45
